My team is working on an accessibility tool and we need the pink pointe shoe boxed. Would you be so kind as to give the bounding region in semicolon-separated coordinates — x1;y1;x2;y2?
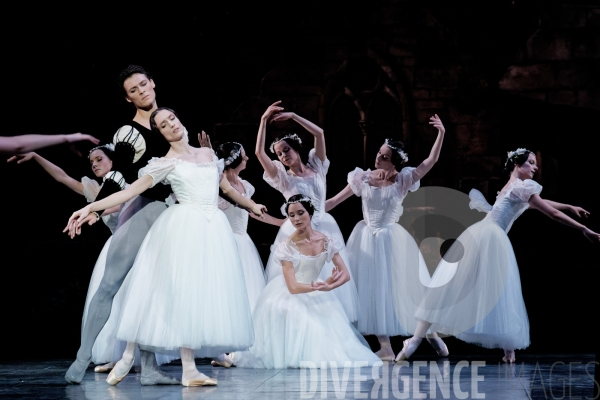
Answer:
106;357;134;386
502;350;516;363
211;353;233;368
94;362;115;373
427;337;449;357
395;337;421;362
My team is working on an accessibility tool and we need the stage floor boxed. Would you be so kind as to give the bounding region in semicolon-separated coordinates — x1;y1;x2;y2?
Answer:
1;354;595;399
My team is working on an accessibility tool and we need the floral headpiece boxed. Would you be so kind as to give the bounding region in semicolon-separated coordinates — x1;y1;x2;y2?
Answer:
280;194;317;217
88;143;115;158
269;133;302;153
505;148;530;167
219;142;242;166
384;139;408;163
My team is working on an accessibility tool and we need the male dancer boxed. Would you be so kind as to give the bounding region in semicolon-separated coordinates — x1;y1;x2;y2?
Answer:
65;65;181;385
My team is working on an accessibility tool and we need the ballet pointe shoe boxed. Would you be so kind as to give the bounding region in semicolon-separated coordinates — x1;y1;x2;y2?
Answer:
94;362;115;373
375;348;395;362
106;357;134;386
502;350;516;363
395;337;420;362
427;337;449;357
181;371;218;387
211;353;233;368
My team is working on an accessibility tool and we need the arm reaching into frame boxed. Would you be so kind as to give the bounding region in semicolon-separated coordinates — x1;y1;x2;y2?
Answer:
255;101;285;179
219;176;266;217
412;114;445;182
325;184;354;212
7;152;85;195
529;194;600;243
0;133;100;155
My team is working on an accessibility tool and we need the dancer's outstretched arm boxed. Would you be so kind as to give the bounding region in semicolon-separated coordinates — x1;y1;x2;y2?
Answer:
256;101;284;179
271;111;326;162
219;176;266;217
312;253;350;292
325;185;354;212
8;152;84;195
529;194;600;243
412;114;445;181
249;212;286;226
544;199;590;218
0;133;99;154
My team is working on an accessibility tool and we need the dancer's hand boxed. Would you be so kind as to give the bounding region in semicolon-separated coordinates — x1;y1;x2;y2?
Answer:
270;112;296;123
311;281;334;292
250;203;267;217
64;205;93;238
429;114;445;134
261;101;284;123
324;267;343;285
65;133;100;145
199;131;212;148
583;228;600;243
568;206;590;218
7;152;35;163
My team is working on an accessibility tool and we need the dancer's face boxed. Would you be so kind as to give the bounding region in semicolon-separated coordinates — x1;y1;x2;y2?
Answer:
375;144;394;170
288;203;311;229
234;147;249;172
274;141;299;167
515;153;538;180
153;110;186;142
89;149;113;178
123;73;156;109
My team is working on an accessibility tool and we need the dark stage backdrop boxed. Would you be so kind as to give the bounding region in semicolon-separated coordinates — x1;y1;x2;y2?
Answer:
1;1;598;361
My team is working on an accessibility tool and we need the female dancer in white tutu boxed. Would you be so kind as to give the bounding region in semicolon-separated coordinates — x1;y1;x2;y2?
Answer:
67;107;266;386
232;195;380;368
211;141;285;368
7;145;141;372
396;148;600;363
325;114;448;361
255;101;359;322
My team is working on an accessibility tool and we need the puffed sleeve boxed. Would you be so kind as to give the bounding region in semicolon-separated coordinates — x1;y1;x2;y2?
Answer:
263;160;291;193
218;197;232;210
271;240;301;268
242;179;255;198
138;158;178;187
396;167;420;198
308;148;330;177
325;236;345;263
165;193;178;207
113;125;147;163
81;176;101;202
347;167;368;197
102;171;126;190
509;179;543;203
469;189;493;213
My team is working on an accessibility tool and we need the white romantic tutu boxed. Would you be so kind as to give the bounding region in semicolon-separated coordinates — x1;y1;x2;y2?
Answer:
115;203;255;356
264;214;359;322
234;232;266;311
348;222;428;336
82;236;177;366
414;215;530;350
235;275;379;369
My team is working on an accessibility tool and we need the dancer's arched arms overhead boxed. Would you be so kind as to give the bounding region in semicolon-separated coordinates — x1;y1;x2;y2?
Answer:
270;111;326;162
255;101;285;179
412;114;445;181
528;194;600;243
8;152;85;195
325;185;354;212
0;133;99;155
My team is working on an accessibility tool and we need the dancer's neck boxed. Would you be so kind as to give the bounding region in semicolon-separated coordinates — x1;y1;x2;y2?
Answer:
132;102;158;130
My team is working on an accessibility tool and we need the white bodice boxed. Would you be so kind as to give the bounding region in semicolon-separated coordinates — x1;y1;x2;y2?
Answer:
218;179;255;234
272;236;343;284
263;149;329;224
348;167;420;232
469;179;543;232
139;154;225;220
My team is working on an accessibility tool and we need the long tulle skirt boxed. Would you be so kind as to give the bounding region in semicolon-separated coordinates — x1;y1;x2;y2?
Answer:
234;232;266;311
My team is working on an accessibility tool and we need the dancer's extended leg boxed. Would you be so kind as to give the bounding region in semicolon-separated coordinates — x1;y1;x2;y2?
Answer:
65;201;166;384
180;348;217;387
106;342;136;385
425;331;449;356
395;320;432;362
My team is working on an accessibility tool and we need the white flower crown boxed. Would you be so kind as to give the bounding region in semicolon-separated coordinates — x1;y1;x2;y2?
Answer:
221;142;242;166
280;195;316;217
89;143;115;157
269;133;302;153
384;139;408;163
505;148;530;166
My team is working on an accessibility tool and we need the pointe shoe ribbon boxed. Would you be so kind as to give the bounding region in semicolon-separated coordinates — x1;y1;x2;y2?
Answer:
106;357;134;386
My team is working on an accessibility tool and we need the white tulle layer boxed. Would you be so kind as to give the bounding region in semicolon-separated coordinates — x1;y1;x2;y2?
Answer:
235;275;380;369
234;232;266;311
414;216;530;350
264;214;359;322
82;237;176;366
115;204;254;357
348;222;428;336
